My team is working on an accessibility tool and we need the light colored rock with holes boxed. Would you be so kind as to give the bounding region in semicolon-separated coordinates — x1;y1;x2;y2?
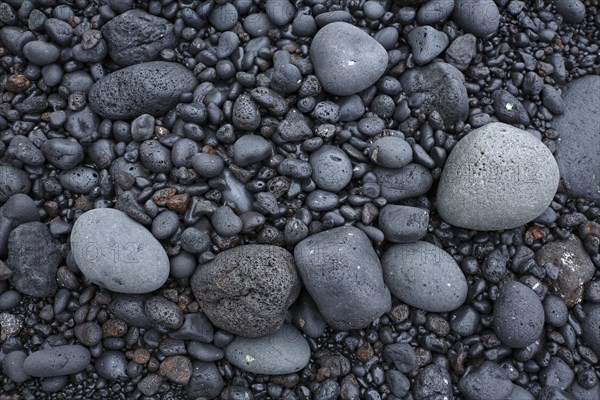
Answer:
437;122;559;230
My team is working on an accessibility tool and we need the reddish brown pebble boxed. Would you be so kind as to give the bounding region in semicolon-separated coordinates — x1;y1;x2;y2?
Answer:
102;319;128;337
166;193;190;213
5;75;30;93
355;342;374;362
128;349;151;365
159;355;192;385
153;188;176;206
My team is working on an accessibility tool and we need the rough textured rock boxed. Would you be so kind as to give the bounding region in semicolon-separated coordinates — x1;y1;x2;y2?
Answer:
101;10;176;66
399;62;468;125
535;235;596;307
71;208;170;293
191;245;300;337
437;122;559;230
8;222;62;297
294;226;391;330
225;324;311;375
88;61;198;120
452;0;500;37
582;306;600;359
0;165;31;202
493;281;545;348
310;22;388;96
458;361;513;400
382;241;467;312
554;75;600;202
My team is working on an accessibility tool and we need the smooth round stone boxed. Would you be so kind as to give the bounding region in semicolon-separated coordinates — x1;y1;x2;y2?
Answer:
452;0;500;37
369;136;412;169
88;61;197;120
95;351;128;381
225;324;310;375
507;385;535;400
294;226;391;330
23;40;60;65
555;0;586;24
417;0;455;25
458;361;513;400
382;241;467;312
543;295;568;327
191;153;224;178
493;281;545;348
211;206;242;236
374;164;433;201
310;145;352;192
407;26;449;66
23;345;91;377
437;122;559;231
378;205;429;243
2;351;30;383
582;306;600;356
310;22;388;96
71;208;169;294
554;75;600;202
232;135;271;167
265;0;295;26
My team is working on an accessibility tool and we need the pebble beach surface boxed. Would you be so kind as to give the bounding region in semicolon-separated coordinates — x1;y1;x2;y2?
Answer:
0;0;599;399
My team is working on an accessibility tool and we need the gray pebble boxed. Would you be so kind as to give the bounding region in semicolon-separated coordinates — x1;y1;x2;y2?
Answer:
492;89;530;125
541;85;564;115
265;0;295;26
232;94;261;131
191;153;224;178
243;13;274;37
191;245;300;337
64;107;101;144
543;295;568;327
374;164;433;201
209;3;238;31
277;158;312;179
171;138;198;168
493;281;545;348
139;140;172;173
290;291;327;338
145;296;184;330
88;62;197;120
0;165;31;202
369;136;412;168
445;33;476;71
2;193;39;224
383;343;418;373
582;306;600;361
232;135;271;167
408;26;449;66
23;40;60;65
555;0;586;24
23;345;91;377
2;350;30;383
216;31;239;59
225;324;310;375
211;206;242;236
59;167;99;194
131;114;155;142
310;145;352;192
450;305;480;336
378;205;428;243
151;210;179;240
294;226;391;330
417;0;455;24
540;357;574;390
186;362;224;399
413;365;452;400
554;75;600;202
71;208;169;293
169;252;197;279
0;290;22;310
74;321;103;346
41;139;84;170
108;294;153;328
102;10;176;66
187;341;224;362
458;361;513;400
9;222;61;297
399;62;468;125
306;190;339;211
453;0;500;37
310;22;388;96
95;351;128;381
382;241;467;312
170;313;213;343
7;136;44;166
437;123;559;230
44;18;72;46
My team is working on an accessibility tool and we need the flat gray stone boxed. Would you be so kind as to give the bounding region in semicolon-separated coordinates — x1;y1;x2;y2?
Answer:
310;22;388;96
23;345;91;377
554;75;600;202
225;324;310;375
437;122;559;231
382;241;467;312
71;208;170;293
294;226;391;330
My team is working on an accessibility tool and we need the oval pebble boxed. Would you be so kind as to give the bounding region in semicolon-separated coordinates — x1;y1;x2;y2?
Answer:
225;324;310;375
71;208;169;294
382;241;467;312
493;281;545;348
309;145;352;192
23;345;91;377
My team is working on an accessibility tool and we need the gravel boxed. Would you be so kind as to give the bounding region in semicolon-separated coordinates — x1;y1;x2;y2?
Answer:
1;0;599;398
